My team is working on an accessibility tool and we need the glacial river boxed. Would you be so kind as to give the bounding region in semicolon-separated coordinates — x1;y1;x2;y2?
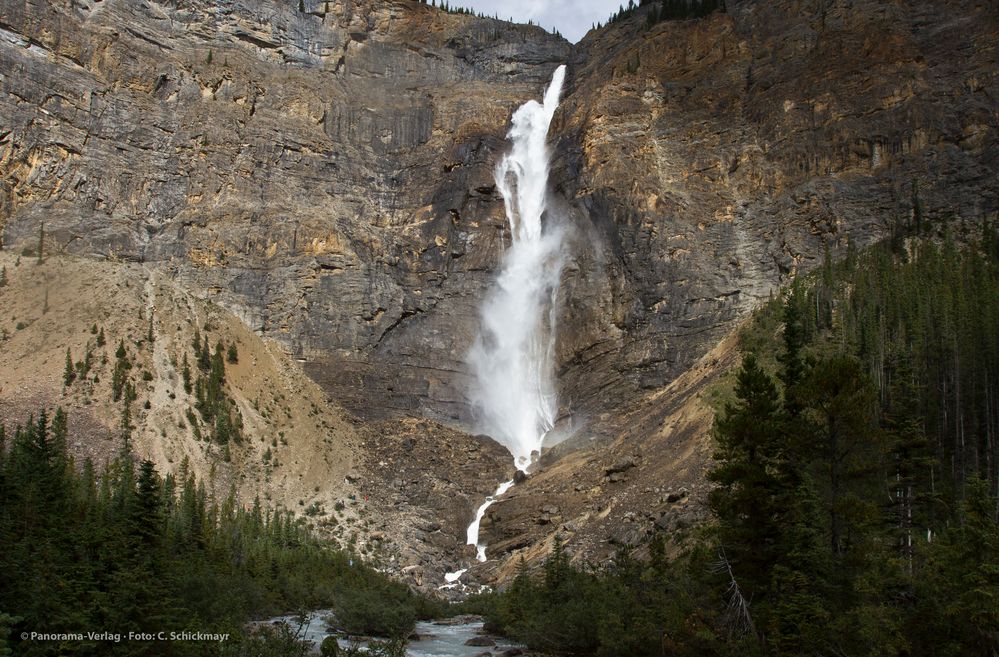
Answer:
266;610;524;656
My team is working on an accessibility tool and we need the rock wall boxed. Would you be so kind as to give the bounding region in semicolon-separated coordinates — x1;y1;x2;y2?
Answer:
547;0;998;446
0;0;569;427
470;0;999;574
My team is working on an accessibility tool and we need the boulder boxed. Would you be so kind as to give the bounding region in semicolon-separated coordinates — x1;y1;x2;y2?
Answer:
610;527;642;546
666;488;689;503
604;457;637;475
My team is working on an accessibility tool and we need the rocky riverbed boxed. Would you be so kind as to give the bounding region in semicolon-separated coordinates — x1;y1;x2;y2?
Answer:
266;611;527;656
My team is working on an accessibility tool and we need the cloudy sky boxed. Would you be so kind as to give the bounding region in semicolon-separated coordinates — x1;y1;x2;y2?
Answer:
454;0;623;43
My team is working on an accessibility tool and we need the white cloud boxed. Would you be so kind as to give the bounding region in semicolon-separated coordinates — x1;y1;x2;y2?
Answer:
453;0;623;43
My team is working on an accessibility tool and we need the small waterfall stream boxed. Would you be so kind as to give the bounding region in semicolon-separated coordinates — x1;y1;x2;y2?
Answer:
446;64;567;585
467;480;515;562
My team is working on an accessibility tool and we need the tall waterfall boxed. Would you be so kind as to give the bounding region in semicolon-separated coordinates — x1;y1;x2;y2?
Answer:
443;66;568;581
468;64;568;472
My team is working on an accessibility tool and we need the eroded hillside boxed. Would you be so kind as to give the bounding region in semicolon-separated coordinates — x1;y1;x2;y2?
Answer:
0;251;510;589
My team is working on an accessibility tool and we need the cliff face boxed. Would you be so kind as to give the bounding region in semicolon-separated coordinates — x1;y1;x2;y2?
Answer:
0;0;570;425
3;0;995;430
546;0;998;444
2;0;997;582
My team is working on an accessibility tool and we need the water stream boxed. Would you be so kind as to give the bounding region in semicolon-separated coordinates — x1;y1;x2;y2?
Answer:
266;611;523;656
467;480;515;562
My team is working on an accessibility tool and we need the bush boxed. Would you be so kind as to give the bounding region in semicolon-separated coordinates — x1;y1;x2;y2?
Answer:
332;585;416;638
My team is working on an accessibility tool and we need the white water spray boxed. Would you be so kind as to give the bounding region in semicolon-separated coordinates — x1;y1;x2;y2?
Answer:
444;66;568;585
468;63;567;471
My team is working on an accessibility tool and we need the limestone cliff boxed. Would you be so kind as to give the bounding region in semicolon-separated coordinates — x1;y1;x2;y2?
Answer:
549;0;998;440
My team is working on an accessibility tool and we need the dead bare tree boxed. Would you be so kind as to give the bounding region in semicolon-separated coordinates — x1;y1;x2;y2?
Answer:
712;548;756;640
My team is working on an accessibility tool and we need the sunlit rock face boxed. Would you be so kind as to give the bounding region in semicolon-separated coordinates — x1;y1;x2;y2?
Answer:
546;0;998;450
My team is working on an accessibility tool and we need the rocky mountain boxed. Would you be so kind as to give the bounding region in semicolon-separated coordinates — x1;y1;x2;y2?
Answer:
480;0;998;577
1;0;996;589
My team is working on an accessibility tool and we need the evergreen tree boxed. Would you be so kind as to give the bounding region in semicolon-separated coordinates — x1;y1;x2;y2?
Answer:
799;355;882;558
778;281;807;415
182;354;192;394
63;347;76;386
914;476;999;656
708;355;795;606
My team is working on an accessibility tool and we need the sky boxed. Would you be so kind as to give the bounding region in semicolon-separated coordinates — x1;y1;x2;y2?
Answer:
454;0;624;43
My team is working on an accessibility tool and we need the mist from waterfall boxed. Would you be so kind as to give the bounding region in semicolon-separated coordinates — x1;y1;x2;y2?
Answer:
468;64;568;472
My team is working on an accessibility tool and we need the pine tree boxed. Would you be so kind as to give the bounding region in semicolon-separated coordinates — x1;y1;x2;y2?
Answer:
708;355;794;604
63;348;76;387
198;338;211;372
120;395;132;441
51;407;68;461
799;355;882;558
182;354;192;395
767;476;832;656
883;353;937;567
915;476;999;656
130;460;162;552
779;282;807;415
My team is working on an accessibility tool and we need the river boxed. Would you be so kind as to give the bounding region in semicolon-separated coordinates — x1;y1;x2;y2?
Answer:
266;610;525;656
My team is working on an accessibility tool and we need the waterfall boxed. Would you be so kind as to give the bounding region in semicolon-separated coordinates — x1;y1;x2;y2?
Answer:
466;480;515;562
445;65;567;584
468;63;567;471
